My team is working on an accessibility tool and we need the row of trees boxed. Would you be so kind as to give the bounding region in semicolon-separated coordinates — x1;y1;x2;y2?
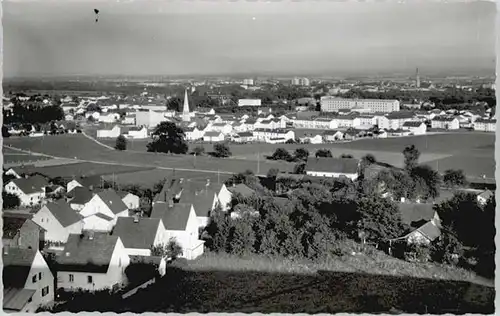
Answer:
4;103;64;125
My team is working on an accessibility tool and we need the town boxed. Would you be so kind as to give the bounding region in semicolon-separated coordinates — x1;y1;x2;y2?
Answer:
3;0;496;314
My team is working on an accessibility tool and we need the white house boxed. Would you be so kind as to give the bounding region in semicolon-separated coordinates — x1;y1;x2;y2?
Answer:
32;201;84;244
5;175;49;207
125;126;148;139
208;123;233;134
336;115;361;128
203;131;225;142
83;213;116;232
473;118;496;132
122;114;136;125
232;132;255;143
431;116;460;130
67;176;102;193
358;115;377;127
253;128;295;143
255;119;287;130
3;248;55;313
305;157;360;180
150;202;205;260
79;190;129;229
56;233;130;292
178;185;220;230
112;217;165;256
238;99;261;107
402;121;427;135
477;190;494;206
98;113;120;123
300;134;323;144
184;127;204;141
322;130;344;142
385;112;416;130
97;125;121;138
117;191;140;210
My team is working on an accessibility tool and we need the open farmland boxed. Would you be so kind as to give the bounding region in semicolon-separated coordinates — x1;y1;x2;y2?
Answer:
8;161;154;179
4;132;495;182
102;169;232;188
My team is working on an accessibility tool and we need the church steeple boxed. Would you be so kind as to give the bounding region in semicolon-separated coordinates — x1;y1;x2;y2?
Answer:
182;88;191;122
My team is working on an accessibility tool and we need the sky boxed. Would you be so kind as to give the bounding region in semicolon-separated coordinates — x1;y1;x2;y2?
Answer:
3;0;497;78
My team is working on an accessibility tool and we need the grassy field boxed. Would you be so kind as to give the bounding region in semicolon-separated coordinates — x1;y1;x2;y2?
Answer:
3;153;51;164
8;161;154;179
3;132;495;183
55;247;494;314
102;169;232;188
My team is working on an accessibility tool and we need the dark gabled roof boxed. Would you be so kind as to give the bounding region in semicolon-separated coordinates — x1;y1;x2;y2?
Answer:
323;130;343;135
402;121;425;127
96;190;128;214
204;131;224;137
236;132;254;137
305;157;359;174
475;118;496;124
112;217;161;249
398;203;436;226
154;178;184;203
3;288;36;311
228;184;256;198
432;116;456;122
416;221;441;241
116;190;137;199
3;248;37;288
150;202;192;231
386;111;415;120
45;200;83;227
72;175;102;189
68;186;96;205
56;233;119;273
2;217;29;240
179;188;217;218
10;175;49;195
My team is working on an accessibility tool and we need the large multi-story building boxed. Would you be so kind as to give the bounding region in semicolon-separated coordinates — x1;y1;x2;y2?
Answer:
320;97;400;113
243;79;254;86
291;77;310;86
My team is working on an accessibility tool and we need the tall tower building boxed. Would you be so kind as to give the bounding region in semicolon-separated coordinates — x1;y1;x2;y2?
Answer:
182;89;191;122
416;68;421;88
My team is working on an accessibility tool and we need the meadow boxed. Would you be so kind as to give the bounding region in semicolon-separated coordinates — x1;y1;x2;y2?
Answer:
3;132;495;184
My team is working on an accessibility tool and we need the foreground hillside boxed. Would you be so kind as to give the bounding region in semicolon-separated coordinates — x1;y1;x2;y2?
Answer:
53;248;494;314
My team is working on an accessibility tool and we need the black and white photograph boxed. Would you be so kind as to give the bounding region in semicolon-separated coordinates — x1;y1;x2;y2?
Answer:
2;0;497;314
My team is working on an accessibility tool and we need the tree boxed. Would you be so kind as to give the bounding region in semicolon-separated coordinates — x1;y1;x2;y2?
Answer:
213;143;232;158
362;154;376;164
443;169;468;188
410;165;441;200
355;196;408;244
3;192;20;209
266;168;280;179
403;145;420;171
430;227;464;265
2;126;10;138
340;153;354;159
150;238;183;259
315;149;333;158
146;122;188;154
166;97;182;111
192;145;205;156
269;148;294;162
293;163;306;175
115;135;127;151
228;219;256;255
293;148;309;161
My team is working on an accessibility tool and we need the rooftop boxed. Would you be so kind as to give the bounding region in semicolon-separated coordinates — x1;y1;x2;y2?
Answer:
305;157;359;174
112;217;162;250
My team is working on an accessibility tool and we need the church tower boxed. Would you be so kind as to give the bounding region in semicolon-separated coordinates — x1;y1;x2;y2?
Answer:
181;88;191;122
416;67;421;89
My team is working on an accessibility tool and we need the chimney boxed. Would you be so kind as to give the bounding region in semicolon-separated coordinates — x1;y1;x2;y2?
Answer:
88;231;94;240
133;214;139;223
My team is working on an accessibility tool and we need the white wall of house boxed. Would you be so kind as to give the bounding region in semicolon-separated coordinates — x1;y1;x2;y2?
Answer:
5;182;45;207
122;194;140;210
185;128;204;141
97;126;121;138
125;248;152;256
403;123;427;135
66;180;83;193
218;185;233;212
431;119;460;130
406;230;431;245
98;113;120;123
163;205;204;260
32;206;83;243
57;238;130;291
127;128;148;139
22;251;55;308
474;121;496;132
83;215;114;232
204;133;225;142
305;171;358;181
80;195;124;219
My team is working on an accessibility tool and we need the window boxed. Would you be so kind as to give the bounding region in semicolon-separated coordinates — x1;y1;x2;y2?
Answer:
69;274;74;283
38;272;42;280
32;275;37;283
41;286;49;297
28;297;32;303
87;276;93;284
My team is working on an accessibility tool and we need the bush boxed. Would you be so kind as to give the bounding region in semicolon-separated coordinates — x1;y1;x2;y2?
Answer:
193;145;205;156
213;143;232;158
115;134;127;151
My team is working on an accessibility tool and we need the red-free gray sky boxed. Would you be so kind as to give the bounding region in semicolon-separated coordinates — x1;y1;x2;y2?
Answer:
3;0;496;77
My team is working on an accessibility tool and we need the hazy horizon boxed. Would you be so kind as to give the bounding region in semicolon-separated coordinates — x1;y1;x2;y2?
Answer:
4;1;496;78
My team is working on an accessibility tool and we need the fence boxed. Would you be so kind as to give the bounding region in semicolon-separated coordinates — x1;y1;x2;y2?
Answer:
121;278;156;299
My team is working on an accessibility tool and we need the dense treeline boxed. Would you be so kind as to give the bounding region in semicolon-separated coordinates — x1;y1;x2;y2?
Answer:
4;102;64;125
